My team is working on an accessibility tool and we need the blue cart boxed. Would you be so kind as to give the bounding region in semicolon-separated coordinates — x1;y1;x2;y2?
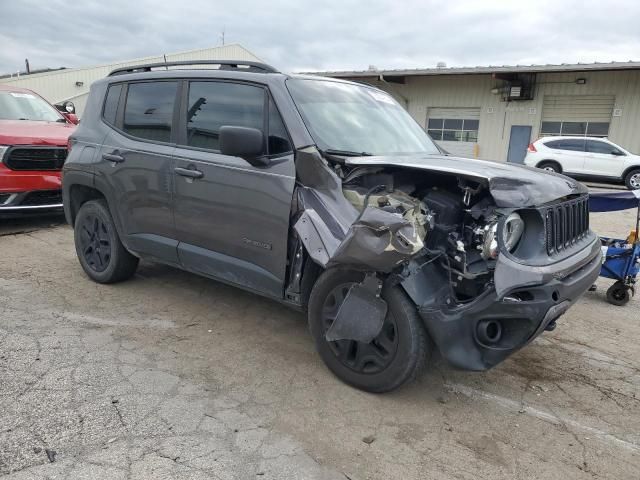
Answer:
589;190;640;305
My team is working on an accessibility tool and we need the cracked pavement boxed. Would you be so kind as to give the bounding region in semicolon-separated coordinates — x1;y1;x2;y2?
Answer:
0;207;639;479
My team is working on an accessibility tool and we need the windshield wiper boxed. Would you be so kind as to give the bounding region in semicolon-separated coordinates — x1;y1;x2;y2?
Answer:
321;149;373;157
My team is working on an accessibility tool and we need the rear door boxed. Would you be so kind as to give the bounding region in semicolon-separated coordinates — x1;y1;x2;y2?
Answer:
96;80;179;263
172;79;295;298
583;139;626;178
544;138;586;173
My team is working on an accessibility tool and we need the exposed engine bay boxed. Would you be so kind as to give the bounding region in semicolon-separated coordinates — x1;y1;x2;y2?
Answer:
335;164;515;301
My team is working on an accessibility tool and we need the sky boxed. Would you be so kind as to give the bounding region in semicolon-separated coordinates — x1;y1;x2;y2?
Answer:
1;0;640;75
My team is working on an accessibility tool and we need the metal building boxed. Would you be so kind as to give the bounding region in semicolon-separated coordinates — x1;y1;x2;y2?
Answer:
0;44;260;117
314;62;640;163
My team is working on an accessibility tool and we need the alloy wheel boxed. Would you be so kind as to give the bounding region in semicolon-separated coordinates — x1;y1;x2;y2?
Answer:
321;283;399;374
79;214;112;272
630;173;640;189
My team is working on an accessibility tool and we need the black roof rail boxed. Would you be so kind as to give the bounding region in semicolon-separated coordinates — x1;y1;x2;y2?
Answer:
108;60;279;76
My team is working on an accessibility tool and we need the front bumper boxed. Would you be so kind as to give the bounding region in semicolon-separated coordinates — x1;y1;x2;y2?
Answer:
0;190;63;212
409;237;602;371
0;165;62;212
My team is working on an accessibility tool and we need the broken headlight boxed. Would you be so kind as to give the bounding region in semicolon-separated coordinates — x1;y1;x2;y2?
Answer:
481;212;525;259
502;212;525;252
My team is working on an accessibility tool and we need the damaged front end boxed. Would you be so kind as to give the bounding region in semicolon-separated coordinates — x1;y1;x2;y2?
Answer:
292;146;602;371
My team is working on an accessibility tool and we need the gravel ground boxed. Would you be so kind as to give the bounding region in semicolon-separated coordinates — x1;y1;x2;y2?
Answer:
0;205;638;479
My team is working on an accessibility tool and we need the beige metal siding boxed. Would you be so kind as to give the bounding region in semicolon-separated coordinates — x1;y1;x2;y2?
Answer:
357;69;640;161
542;95;614;122
0;44;260;117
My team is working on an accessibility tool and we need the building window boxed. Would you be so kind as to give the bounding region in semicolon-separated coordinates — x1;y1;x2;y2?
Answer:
540;121;609;138
427;118;479;142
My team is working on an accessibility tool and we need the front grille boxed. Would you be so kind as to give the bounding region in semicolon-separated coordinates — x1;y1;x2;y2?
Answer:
544;195;590;255
4;147;67;171
20;190;62;206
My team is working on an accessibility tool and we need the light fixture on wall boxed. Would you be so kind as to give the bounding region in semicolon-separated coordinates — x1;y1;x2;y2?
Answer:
490;87;500;94
75;81;84;87
575;78;587;85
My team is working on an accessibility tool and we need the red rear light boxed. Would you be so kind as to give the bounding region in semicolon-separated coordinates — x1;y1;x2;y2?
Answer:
527;143;537;153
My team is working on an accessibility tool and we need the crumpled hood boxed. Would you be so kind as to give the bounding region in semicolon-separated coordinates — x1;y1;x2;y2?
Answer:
0;119;75;146
346;154;588;207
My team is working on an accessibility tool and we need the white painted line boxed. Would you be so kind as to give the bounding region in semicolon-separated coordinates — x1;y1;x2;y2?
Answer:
446;382;639;453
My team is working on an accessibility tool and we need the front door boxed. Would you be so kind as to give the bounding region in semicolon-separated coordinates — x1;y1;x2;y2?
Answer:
507;125;532;163
583;139;626;178
172;80;295;299
96;80;179;263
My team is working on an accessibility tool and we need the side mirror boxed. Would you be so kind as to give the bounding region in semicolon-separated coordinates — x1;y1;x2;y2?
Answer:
56;101;76;114
219;126;267;165
64;112;79;125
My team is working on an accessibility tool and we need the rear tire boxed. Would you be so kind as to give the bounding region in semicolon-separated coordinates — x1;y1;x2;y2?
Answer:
606;281;631;306
538;161;561;173
624;168;640;190
74;199;138;284
308;268;431;392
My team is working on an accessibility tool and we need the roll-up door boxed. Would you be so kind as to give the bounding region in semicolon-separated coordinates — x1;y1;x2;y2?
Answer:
426;107;480;157
541;95;614;137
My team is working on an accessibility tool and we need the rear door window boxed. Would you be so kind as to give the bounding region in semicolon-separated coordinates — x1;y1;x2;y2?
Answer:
545;139;586;152
123;82;178;143
185;81;265;152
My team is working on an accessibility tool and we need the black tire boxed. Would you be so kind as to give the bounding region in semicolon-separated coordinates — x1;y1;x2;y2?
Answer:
606;281;631;306
624;168;640;190
74;199;138;283
538;161;562;173
308;268;431;393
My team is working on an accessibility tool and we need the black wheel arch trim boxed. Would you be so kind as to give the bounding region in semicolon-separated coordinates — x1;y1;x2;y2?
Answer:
63;170;129;252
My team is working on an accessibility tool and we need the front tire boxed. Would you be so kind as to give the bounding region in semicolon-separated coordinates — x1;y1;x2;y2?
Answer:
308;268;431;392
74;200;138;283
624;168;640;190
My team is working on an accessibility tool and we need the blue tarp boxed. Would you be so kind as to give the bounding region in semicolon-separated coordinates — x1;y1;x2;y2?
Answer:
589;190;640;212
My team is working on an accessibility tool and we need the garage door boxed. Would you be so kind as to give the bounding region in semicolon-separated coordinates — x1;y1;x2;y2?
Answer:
427;107;480;157
541;95;614;137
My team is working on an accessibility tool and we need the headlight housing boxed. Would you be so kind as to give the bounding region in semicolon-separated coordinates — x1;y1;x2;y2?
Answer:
0;145;9;164
481;212;525;259
503;212;525;252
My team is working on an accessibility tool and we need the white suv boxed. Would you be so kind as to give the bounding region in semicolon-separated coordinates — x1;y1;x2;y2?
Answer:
524;136;640;190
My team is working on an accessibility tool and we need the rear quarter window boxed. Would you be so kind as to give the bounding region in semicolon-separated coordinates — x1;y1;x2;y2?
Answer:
102;84;122;126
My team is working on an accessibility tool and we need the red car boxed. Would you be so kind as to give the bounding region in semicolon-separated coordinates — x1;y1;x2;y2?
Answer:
0;84;77;214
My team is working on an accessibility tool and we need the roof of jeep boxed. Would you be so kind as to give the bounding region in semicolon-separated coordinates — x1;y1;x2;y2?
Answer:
93;69;370;89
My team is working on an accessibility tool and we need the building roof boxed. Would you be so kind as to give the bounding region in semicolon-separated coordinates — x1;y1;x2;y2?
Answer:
0;44;260;81
306;60;640;78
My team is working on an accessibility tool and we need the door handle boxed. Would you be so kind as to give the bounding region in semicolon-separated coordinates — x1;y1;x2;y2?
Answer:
102;152;125;163
174;167;204;179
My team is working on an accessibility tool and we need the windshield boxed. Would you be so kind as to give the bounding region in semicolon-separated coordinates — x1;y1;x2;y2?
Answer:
287;78;439;156
0;91;63;122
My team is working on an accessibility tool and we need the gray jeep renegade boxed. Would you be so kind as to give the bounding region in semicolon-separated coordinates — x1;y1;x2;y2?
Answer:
63;60;601;392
